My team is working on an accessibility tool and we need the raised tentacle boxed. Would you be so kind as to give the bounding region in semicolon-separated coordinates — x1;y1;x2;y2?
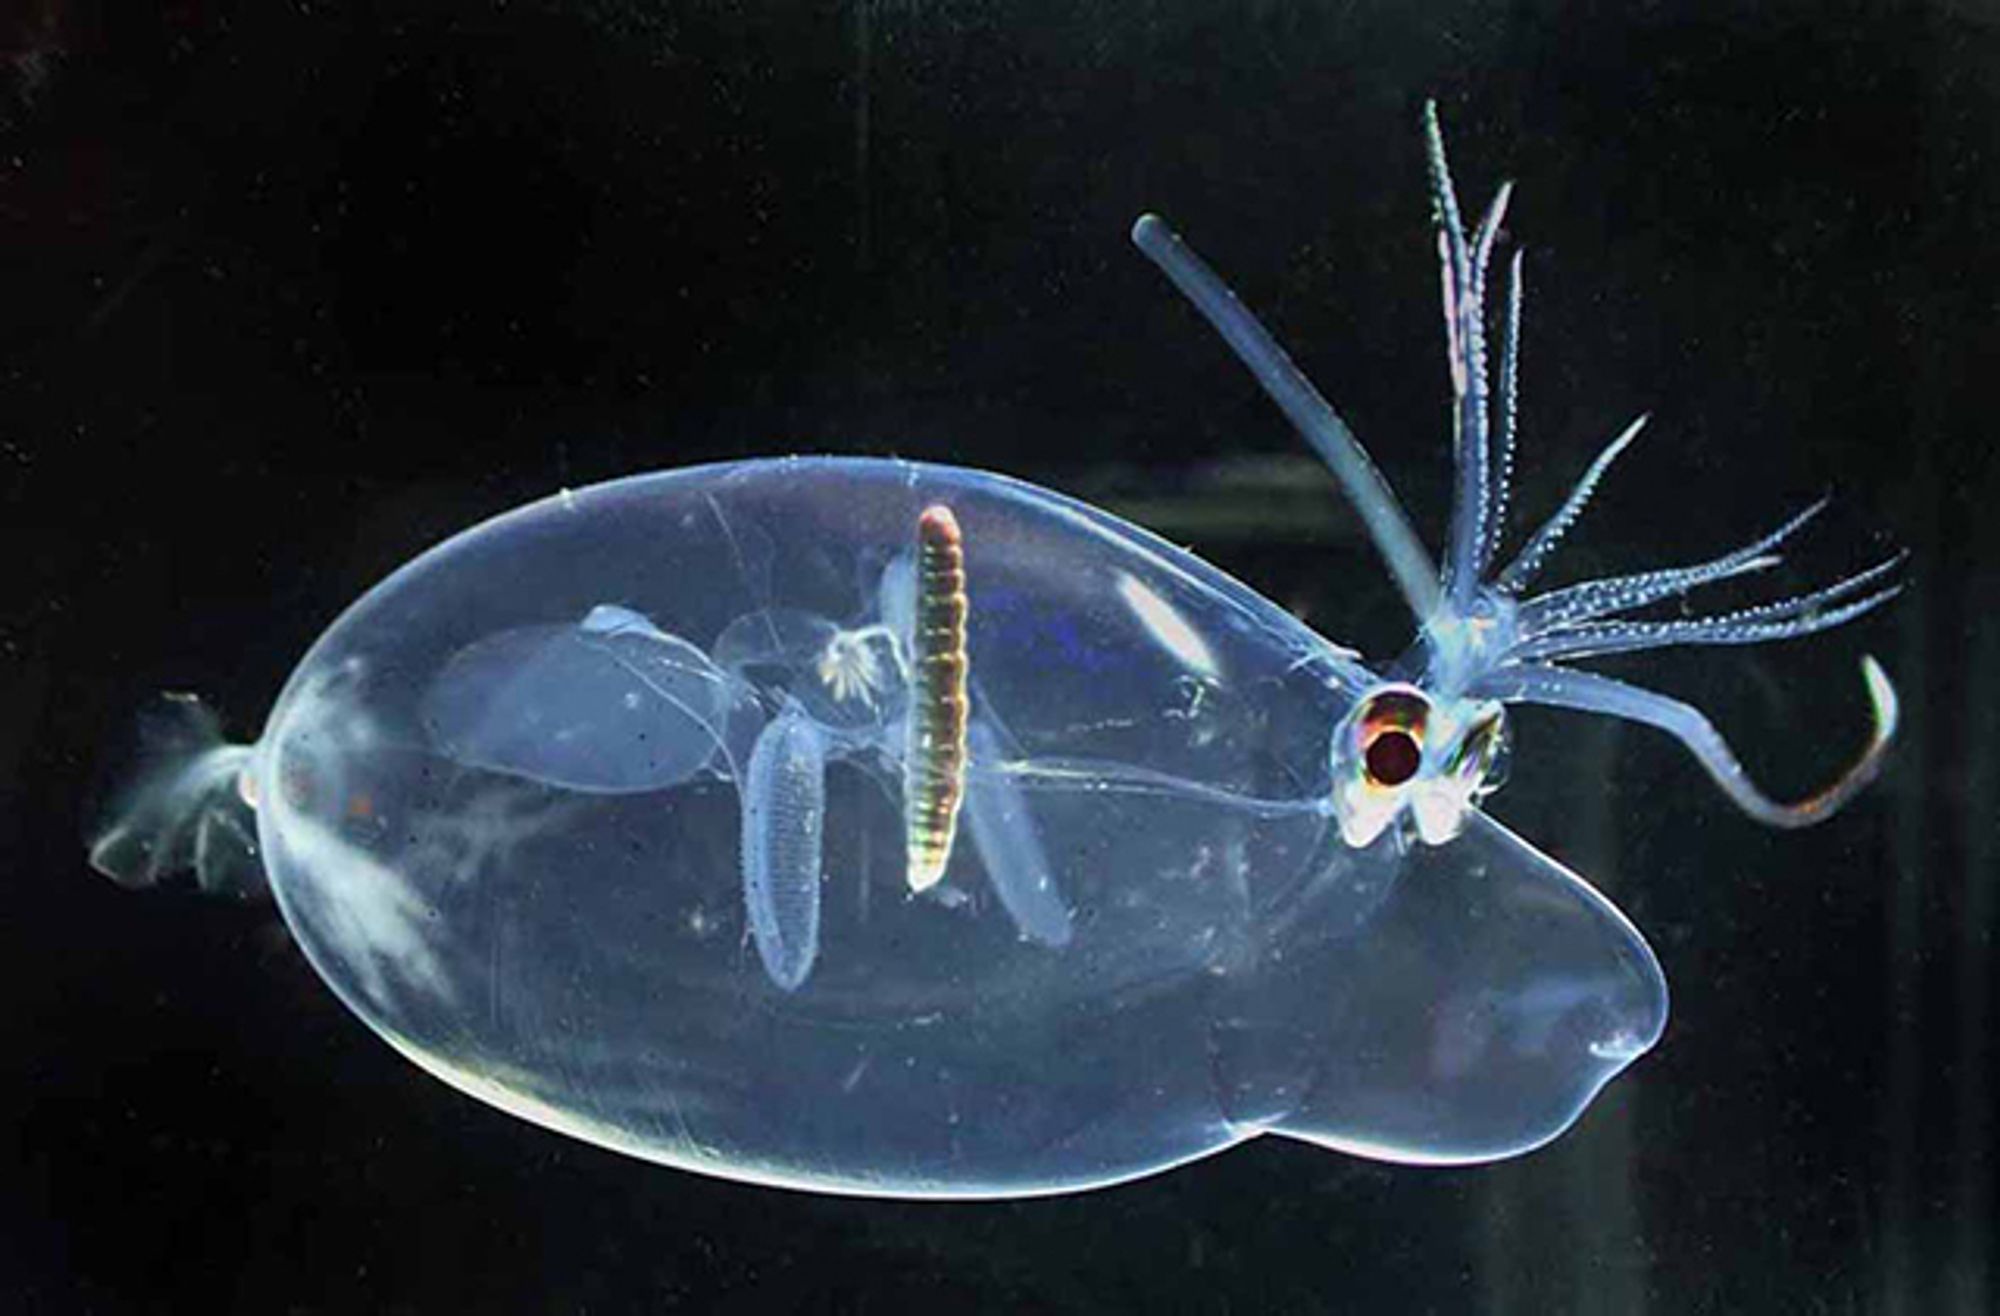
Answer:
1471;180;1514;307
1518;497;1829;630
1493;413;1648;594
1423;100;1471;276
1482;247;1524;578
1473;657;1898;827
1130;213;1443;623
1440;184;1516;603
1425;100;1497;615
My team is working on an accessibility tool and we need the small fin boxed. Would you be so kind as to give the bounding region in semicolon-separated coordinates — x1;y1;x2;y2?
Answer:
87;693;265;898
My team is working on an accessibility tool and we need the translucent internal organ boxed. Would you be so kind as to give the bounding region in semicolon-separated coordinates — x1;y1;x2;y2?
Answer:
424;604;743;793
418;499;1072;993
904;506;971;893
740;702;827;990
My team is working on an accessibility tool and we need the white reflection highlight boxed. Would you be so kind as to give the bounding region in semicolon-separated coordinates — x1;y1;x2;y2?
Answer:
1115;572;1219;678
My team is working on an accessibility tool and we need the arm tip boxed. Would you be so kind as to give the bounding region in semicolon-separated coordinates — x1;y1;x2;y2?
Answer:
1860;654;1900;745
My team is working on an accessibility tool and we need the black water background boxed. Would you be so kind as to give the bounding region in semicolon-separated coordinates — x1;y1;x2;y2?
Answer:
2;2;1995;1312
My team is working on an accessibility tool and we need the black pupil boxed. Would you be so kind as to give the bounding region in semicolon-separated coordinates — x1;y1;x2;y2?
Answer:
1365;730;1421;787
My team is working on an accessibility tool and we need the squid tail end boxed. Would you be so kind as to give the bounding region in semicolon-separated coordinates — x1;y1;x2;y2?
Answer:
87;693;267;899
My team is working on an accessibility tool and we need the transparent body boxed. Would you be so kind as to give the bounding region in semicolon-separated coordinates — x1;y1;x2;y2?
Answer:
230;458;1660;1196
91;104;1900;1199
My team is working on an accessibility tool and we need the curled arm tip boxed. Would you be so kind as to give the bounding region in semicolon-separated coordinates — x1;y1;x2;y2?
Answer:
1485;658;1899;830
1859;653;1899;751
1697;653;1899;829
1748;653;1900;829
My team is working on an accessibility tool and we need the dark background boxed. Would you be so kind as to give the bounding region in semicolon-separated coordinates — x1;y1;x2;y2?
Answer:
3;1;1995;1312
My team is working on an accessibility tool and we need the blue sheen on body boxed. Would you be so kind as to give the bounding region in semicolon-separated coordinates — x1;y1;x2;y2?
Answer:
205;458;1664;1195
91;104;1899;1200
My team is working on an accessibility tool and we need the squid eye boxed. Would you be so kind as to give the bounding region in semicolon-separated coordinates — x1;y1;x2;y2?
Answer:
1352;686;1431;789
1364;728;1422;786
1332;684;1436;849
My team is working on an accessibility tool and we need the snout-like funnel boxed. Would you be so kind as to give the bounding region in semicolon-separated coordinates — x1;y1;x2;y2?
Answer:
1263;813;1668;1163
